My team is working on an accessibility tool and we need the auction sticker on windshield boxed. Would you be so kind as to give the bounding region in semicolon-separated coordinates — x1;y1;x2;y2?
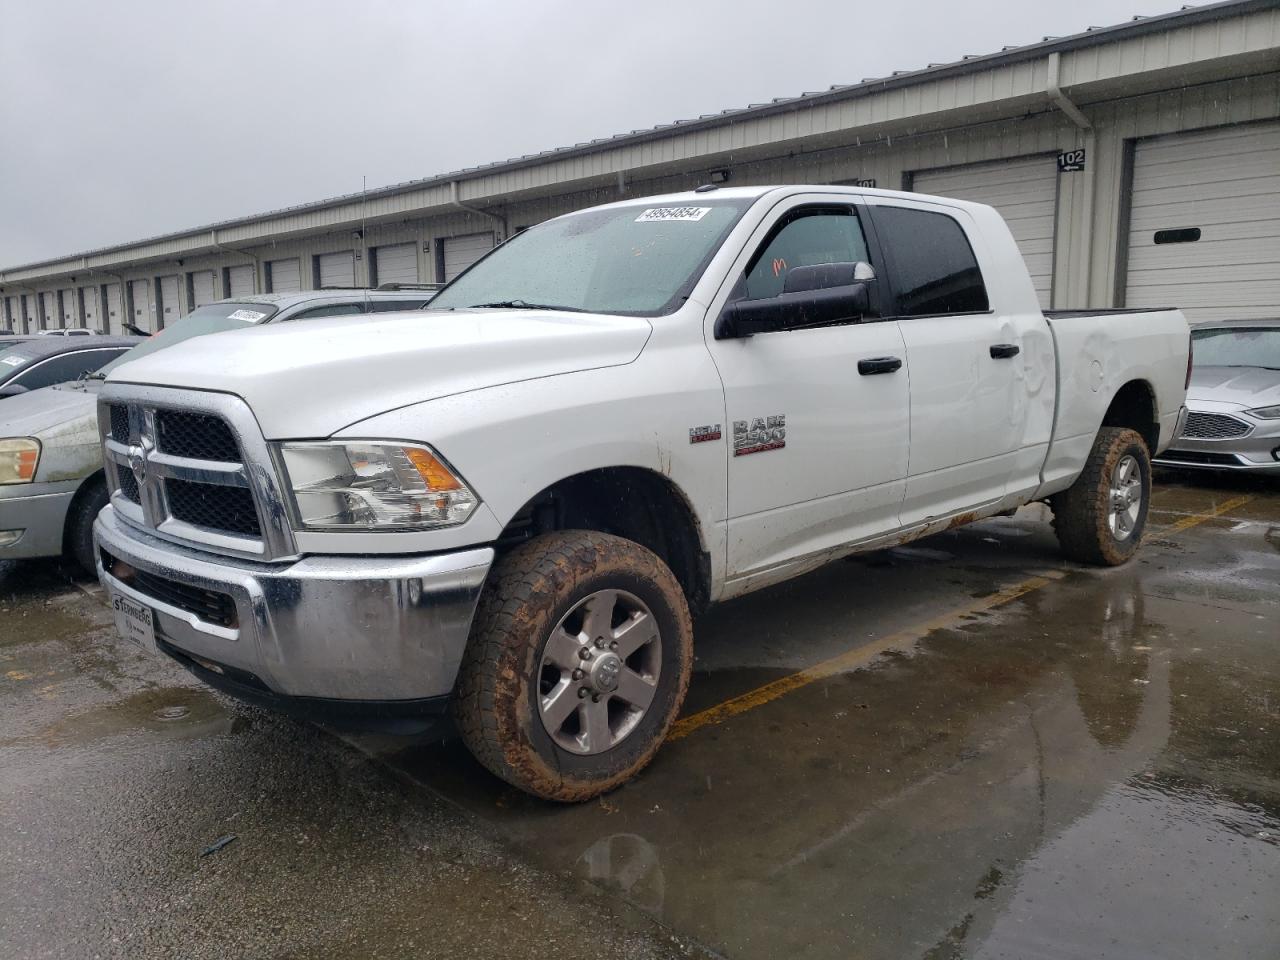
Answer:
0;355;24;367
111;592;157;654
635;206;712;223
227;309;268;322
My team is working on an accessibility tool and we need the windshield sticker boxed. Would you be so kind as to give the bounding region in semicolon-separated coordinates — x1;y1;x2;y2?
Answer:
227;309;268;322
0;355;24;367
635;206;712;223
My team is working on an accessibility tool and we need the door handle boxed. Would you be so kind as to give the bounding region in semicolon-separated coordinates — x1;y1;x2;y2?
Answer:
990;343;1020;359
858;356;902;375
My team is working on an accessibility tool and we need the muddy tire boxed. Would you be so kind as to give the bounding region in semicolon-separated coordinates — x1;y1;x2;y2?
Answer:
1051;427;1151;566
452;531;692;802
65;476;109;577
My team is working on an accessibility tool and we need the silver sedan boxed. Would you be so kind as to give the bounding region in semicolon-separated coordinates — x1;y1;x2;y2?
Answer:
1155;318;1280;474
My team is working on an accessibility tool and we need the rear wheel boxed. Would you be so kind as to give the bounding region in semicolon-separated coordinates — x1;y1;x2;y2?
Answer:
65;476;109;576
452;531;692;802
1052;427;1151;566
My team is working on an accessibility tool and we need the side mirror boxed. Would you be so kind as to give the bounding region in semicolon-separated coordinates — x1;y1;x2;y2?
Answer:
716;262;876;339
782;260;875;294
0;384;30;398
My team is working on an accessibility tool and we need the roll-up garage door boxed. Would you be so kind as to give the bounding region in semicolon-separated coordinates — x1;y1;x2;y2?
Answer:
3;296;17;332
60;288;78;326
268;258;301;293
442;233;494;282
130;280;153;331
22;295;37;332
374;243;418;286
226;264;254;298
106;284;124;333
158;275;181;327
191;270;217;308
912;156;1058;309
317;250;355;288
42;291;57;328
82;287;100;330
1124;122;1280;323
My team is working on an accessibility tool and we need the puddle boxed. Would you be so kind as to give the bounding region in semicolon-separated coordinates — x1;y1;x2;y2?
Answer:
8;686;234;748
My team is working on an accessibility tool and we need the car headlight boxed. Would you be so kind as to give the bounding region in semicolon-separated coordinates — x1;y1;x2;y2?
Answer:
0;438;40;485
277;441;478;530
1248;405;1280;419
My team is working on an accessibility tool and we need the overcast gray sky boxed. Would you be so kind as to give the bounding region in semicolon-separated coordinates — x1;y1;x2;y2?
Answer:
0;0;1188;267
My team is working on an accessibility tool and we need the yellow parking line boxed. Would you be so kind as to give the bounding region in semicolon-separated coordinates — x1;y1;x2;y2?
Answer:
671;493;1255;742
1151;494;1253;534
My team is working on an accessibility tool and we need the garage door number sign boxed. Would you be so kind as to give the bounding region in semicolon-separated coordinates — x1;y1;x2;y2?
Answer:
1057;149;1086;172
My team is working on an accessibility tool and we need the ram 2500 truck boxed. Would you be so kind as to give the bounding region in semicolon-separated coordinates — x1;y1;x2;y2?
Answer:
93;186;1190;801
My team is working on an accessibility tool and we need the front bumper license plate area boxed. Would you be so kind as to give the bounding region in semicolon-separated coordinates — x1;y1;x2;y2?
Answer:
111;591;157;654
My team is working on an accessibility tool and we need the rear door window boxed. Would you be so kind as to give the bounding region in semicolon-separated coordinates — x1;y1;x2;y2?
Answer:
871;206;989;316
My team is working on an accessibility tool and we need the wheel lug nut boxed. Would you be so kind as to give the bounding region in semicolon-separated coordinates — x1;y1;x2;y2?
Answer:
578;687;589;698
609;640;619;651
578;647;592;660
592;694;601;703
594;636;606;649
571;668;584;680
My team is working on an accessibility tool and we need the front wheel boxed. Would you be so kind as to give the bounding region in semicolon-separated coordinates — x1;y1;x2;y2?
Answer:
452;531;693;802
1051;427;1151;566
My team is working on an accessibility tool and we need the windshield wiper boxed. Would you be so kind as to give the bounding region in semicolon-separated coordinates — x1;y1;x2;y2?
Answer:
465;299;584;312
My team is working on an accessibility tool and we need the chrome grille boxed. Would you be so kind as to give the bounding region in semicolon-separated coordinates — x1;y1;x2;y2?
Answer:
167;479;260;536
1181;412;1252;441
98;386;296;561
117;469;141;505
155;410;239;462
109;403;131;441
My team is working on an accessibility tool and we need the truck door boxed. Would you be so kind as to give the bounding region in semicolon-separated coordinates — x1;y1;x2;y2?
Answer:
704;196;911;586
865;199;1042;526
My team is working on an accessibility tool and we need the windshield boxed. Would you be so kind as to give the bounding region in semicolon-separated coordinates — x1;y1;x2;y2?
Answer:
1192;327;1280;371
428;199;753;316
96;301;279;376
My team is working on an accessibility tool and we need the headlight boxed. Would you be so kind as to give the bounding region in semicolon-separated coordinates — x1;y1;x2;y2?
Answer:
0;438;40;485
278;441;477;530
1248;405;1280;419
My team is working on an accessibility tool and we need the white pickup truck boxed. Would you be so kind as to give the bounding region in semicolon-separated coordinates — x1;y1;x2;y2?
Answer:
94;185;1190;801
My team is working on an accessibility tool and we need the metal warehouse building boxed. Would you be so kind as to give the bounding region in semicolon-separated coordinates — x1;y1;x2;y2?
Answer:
2;0;1278;332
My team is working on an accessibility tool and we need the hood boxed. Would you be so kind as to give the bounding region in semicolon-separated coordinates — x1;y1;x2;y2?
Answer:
108;309;652;438
1187;366;1280;408
0;380;99;438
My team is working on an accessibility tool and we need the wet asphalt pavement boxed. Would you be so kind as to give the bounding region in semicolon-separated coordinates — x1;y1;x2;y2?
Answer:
2;469;1278;959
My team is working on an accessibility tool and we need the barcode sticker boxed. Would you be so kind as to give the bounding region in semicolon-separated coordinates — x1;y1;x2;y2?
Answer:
227;309;268;322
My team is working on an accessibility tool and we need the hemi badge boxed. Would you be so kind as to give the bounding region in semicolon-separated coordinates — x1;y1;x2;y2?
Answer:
689;424;722;443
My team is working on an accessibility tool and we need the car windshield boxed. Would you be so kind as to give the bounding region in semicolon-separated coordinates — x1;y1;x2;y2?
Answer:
1192;326;1280;371
428;199;753;317
95;301;280;376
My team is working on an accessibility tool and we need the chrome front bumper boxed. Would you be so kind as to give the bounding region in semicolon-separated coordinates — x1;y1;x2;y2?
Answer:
93;505;494;702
